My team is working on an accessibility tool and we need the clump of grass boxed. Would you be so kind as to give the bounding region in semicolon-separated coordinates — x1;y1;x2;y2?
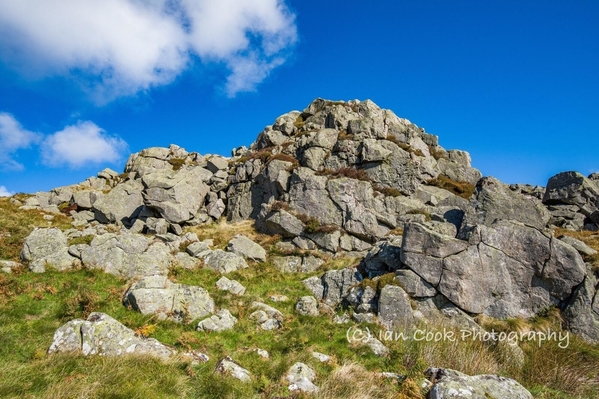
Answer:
427;144;447;160
317;362;401;399
67;235;94;246
337;130;354;141
386;135;425;157
373;185;402;197
167;157;187;171
236;147;274;164
269;200;291;212
268;153;299;169
407;209;432;221
295;214;321;234
293;114;305;129
60;286;103;320
360;272;397;292
185;219;276;250
427;174;475;199
58;202;78;215
316;167;372;182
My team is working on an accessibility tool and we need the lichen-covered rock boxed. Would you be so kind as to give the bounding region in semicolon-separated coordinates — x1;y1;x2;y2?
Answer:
249;302;283;330
21;228;76;273
49;313;175;360
215;356;251;382
287;362;319;393
123;275;214;322
378;285;414;330
296;296;319;316
543;171;599;224
426;367;533;399
215;276;246;295
203;250;248;274
92;180;144;225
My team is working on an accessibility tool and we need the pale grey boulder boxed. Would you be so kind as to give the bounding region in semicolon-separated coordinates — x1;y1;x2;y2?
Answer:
296;296;319;316
273;255;324;273
142;167;211;224
362;138;392;162
186;240;212;258
123;275;215;322
226;234;266;262
197;309;238;332
92;180;144;225
395;269;437;298
287;362;319;393
320;267;363;306
49;313;175;360
215;276;246;295
203;250;249;274
264;209;305;238
426;367;533;399
215;356;251;382
378;285;414;330
21;228;76;273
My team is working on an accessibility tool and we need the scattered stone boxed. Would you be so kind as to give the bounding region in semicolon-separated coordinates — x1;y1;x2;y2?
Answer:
197;309;238;332
181;350;210;365
333;313;351;324
215;276;246;295
186;240;212;258
0;260;21;273
380;372;406;381
269;294;289;302
312;351;331;362
378;285;414;330
352;312;377;324
249;302;283;330
296;296;319;316
255;348;269;359
215;356;251;382
365;336;389;357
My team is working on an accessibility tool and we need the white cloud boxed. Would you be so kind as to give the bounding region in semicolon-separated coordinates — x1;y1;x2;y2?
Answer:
0;0;297;101
0;186;13;197
0;112;42;170
41;121;128;168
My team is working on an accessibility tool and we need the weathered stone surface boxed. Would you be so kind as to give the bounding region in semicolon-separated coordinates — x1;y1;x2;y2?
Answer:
123;275;214;322
0;260;21;274
378;285;414;330
543;171;599;220
264;210;305;238
226;235;266;262
21;228;76;273
559;235;597;256
287;362;319;393
426;367;533;399
465;177;550;230
93;180;144;224
186;240;212;258
296;296;319;316
49;313;175;360
362;138;392;162
303;276;325;300
215;276;246;295
203;250;249;274
273;255;323;273
395;269;437;298
81;233;170;278
197;309;238;332
142;168;210;224
215;356;251;382
402;222;468;258
321;267;363;305
563;271;599;343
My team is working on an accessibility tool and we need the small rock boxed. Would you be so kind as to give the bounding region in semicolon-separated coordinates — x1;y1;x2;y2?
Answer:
186;240;212;258
226;234;267;262
197;309;238;332
0;260;21;273
255;348;269;359
269;294;289;302
559;235;597;256
182;350;210;365
333;313;351;324
249;302;283;330
204;250;249;273
312;351;330;362
215;356;251;382
215;276;246;295
286;362;319;393
352;313;377;324
296;296;319;316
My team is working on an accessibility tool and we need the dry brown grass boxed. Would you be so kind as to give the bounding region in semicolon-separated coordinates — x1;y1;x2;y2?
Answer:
386;135;425;157
316;362;403;399
373;185;402;197
426;174;476;199
316;167;372;182
185;219;278;250
427;145;447;160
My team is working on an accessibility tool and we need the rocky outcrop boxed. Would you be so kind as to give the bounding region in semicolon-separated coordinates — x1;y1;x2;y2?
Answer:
543;171;599;230
123;275;214;322
48;313;175;360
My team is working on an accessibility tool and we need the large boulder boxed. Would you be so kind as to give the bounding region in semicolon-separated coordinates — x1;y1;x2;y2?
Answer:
48;313;175;360
21;228;76;273
142;167;211;224
426;368;533;399
203;250;249;274
123;275;215;322
543;171;599;224
92;180;144;225
378;285;414;330
226;235;266;262
563;271;599;343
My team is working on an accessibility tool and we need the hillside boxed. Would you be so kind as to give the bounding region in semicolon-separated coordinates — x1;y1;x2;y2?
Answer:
1;98;599;398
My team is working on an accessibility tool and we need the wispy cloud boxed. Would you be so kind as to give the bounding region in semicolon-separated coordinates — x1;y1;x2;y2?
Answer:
41;121;128;168
0;112;42;171
0;0;297;102
0;186;13;197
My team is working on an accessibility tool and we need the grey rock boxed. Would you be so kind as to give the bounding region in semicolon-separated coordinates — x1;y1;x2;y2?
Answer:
395;269;437;298
365;336;389;356
186;240;212;258
173;252;200;269
215;276;246;295
249;302;283;330
543;171;599;220
197;309;238;332
563;272;599;343
215;356;251;382
352;312;377;324
287;362;319;393
265;210;305;238
49;313;175;360
558;235;597;256
296;296;319;316
203;250;249;274
378;285;414;330
206;156;229;173
362;138;392;162
321;267;363;306
226;234;266;262
0;260;21;274
21;228;76;273
123;275;214;322
402;222;468;258
426;367;532;399
206;198;226;219
312;351;331;362
93;180;144;224
303;276;325;300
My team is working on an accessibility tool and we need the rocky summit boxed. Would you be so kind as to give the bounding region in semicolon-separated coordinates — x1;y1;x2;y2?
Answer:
3;98;599;398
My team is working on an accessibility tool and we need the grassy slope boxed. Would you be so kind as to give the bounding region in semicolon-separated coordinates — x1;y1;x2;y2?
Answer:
1;197;599;398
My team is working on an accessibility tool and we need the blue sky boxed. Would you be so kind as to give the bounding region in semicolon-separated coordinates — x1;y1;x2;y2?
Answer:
0;0;597;196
